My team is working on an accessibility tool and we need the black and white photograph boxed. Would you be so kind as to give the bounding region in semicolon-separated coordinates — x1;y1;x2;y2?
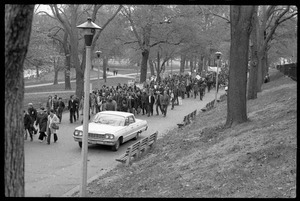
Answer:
5;4;297;197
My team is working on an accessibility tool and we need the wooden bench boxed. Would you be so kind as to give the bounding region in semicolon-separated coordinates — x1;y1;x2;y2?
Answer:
116;131;158;166
191;110;196;120
177;115;188;128
218;93;227;102
201;100;216;112
177;110;196;128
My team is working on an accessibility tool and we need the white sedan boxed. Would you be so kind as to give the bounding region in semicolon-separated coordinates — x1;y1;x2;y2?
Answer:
73;111;148;151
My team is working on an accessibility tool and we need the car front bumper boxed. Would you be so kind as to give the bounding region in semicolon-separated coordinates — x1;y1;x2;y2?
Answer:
73;137;116;146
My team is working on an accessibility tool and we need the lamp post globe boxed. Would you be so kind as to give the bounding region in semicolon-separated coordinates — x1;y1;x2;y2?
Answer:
215;51;222;60
77;17;101;197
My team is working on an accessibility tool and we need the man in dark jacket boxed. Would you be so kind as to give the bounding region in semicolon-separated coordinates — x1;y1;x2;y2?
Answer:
74;95;80;120
35;107;48;142
146;90;155;117
24;110;33;141
28;103;37;134
161;90;170;117
68;95;77;123
141;91;148;115
57;97;65;123
105;96;116;111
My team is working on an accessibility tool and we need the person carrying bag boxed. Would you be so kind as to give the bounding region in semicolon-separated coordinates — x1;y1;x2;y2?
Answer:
46;109;59;144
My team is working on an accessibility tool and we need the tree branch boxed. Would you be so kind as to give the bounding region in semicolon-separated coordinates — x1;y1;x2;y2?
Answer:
124;40;139;45
92;5;123;46
35;11;57;21
264;6;290;47
50;5;71;35
210;12;230;23
278;12;298;24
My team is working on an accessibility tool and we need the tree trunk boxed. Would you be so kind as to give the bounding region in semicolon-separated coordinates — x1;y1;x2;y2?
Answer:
225;5;254;128
53;57;58;85
156;50;161;81
64;53;71;90
257;51;265;92
36;66;39;78
140;49;149;83
103;56;108;83
5;4;34;197
247;6;258;100
180;54;186;74
190;59;193;73
149;59;155;76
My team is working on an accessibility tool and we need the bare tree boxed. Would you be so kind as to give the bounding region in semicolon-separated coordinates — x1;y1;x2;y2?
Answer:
225;5;255;128
5;4;34;197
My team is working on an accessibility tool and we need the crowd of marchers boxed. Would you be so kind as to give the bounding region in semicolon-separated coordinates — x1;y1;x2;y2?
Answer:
24;72;225;144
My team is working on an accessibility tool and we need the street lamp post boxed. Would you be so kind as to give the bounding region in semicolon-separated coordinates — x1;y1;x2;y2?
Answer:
95;50;102;89
214;51;222;107
77;17;102;197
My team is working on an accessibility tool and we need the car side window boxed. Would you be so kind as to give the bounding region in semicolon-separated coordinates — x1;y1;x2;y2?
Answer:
128;116;135;124
125;118;129;126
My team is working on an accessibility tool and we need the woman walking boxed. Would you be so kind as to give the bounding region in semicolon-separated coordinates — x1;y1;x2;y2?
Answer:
46;109;59;144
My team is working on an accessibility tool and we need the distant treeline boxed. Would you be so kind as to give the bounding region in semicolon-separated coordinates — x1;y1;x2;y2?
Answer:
276;63;297;81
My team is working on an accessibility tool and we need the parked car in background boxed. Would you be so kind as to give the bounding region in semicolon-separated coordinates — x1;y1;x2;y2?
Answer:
73;111;148;151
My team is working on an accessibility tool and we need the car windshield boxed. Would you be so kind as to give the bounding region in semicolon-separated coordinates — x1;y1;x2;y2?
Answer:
92;113;125;126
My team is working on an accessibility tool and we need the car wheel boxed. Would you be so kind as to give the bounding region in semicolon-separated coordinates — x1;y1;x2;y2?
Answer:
78;141;82;148
112;138;121;151
133;131;140;140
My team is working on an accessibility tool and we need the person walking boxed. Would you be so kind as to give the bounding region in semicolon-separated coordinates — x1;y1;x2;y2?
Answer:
147;90;155;117
154;91;163;115
68;95;77;123
24;110;33;141
74;95;80;120
46;109;59;144
105;96;116;111
28;103;37;134
57;97;65;123
35;107;48;142
46;95;53;114
141;91;148;115
193;82;199;99
161;90;170;117
52;95;58;114
170;89;175;110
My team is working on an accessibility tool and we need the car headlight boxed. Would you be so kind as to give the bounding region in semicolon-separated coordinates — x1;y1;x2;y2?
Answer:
104;134;114;140
74;130;83;136
74;130;79;136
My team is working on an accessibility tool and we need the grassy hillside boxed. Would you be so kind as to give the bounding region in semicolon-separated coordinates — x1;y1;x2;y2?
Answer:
75;70;296;198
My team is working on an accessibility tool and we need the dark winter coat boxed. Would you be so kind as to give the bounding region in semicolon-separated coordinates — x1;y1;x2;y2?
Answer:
24;113;32;130
36;111;48;132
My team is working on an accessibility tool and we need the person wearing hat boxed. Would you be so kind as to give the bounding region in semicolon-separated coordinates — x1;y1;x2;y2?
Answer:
35;107;48;142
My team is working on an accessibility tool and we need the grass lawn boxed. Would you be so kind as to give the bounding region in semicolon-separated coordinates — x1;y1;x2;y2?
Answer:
73;70;296;198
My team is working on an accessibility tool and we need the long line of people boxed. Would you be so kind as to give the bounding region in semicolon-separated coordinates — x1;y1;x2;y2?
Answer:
25;72;222;143
78;73;216;121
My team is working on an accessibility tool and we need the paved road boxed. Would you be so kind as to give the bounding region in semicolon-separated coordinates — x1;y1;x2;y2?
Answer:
25;88;224;197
